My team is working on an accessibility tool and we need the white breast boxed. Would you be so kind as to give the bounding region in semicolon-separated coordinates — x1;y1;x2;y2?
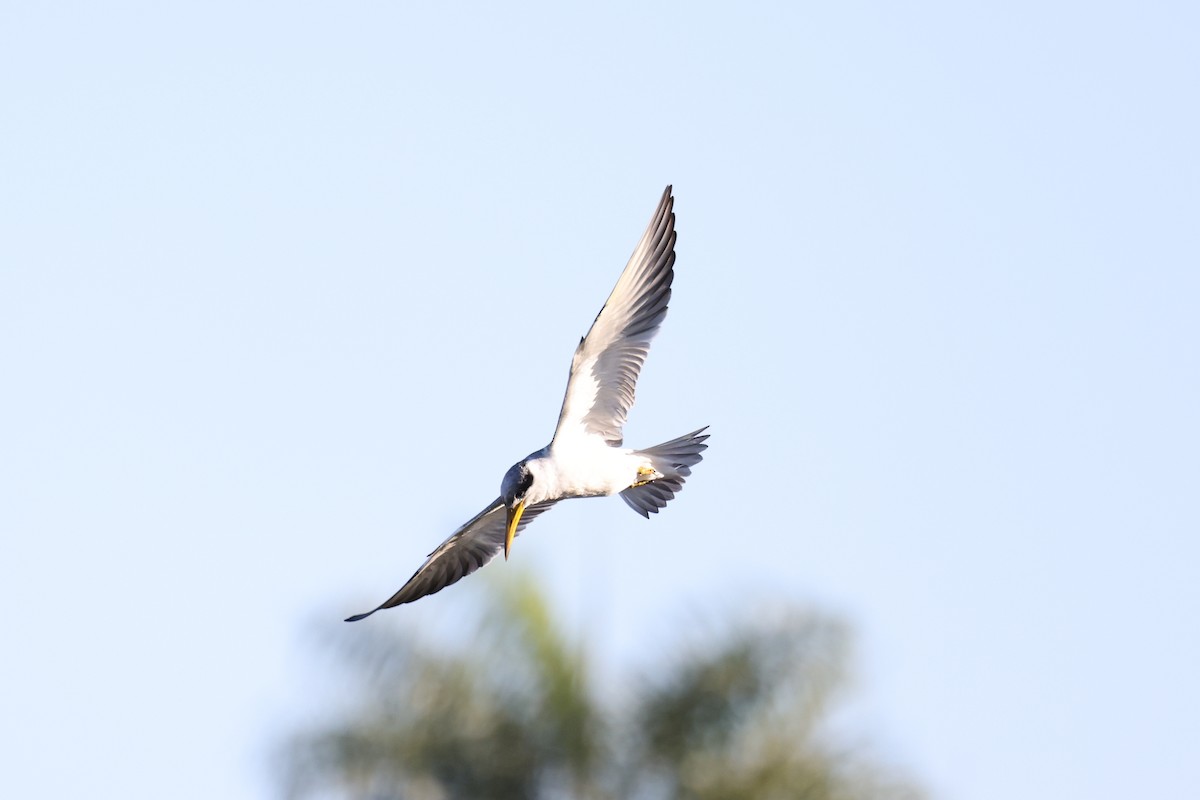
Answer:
526;435;646;503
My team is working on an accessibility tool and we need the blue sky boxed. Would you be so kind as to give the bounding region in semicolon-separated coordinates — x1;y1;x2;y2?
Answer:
2;2;1197;798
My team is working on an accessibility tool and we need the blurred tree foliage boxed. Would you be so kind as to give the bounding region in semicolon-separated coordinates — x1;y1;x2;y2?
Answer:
280;580;921;800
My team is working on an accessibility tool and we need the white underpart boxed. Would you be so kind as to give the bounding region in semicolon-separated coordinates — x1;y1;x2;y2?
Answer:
524;432;652;505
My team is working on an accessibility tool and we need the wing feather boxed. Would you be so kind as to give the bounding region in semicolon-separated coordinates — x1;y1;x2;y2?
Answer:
345;499;556;620
553;186;677;446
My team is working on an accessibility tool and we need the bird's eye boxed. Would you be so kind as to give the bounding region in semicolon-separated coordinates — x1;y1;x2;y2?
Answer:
518;468;534;495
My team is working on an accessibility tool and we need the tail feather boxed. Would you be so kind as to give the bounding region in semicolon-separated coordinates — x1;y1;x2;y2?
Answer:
620;426;709;518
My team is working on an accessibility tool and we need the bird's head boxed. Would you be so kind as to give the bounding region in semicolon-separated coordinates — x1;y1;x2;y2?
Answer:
500;461;534;560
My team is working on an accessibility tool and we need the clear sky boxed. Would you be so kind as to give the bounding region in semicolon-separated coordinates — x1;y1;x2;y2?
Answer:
2;2;1197;798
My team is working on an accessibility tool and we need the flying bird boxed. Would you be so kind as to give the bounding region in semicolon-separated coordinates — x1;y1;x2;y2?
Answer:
346;186;708;621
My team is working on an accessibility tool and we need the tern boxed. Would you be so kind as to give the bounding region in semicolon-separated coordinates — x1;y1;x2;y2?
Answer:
347;186;708;621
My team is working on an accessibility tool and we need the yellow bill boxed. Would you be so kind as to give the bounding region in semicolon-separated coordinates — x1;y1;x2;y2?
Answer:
504;499;526;560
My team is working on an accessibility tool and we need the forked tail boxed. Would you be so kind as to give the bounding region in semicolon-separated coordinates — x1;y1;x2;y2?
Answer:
620;426;710;517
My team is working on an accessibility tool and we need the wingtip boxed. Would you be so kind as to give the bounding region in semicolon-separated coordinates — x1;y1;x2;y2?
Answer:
344;609;376;623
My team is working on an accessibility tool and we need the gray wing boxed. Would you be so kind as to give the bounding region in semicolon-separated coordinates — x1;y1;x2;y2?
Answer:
345;499;556;620
552;186;677;447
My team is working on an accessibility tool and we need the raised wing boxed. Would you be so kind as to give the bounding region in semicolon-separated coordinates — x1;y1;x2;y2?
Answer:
345;499;556;620
553;186;677;447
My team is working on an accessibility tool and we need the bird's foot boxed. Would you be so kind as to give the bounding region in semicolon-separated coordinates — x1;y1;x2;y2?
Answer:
630;465;663;488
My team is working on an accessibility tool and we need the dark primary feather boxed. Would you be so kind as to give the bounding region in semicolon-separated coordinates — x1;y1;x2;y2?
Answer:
345;499;557;621
553;186;677;446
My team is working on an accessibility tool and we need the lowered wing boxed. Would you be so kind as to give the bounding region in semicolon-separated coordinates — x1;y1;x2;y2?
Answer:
345;498;556;620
